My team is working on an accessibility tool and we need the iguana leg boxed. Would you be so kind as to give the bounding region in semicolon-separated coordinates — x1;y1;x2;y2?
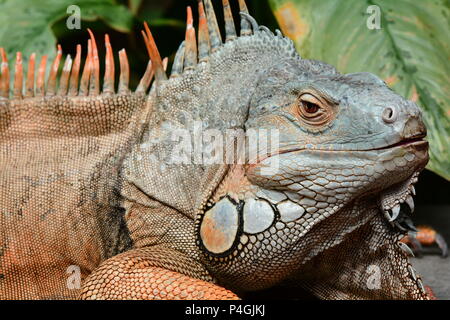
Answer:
79;246;238;300
402;226;448;258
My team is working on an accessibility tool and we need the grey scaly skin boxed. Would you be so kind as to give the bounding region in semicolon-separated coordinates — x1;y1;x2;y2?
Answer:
0;0;429;299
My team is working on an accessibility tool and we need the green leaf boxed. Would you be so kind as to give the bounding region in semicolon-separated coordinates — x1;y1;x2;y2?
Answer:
128;0;143;15
0;0;134;70
269;0;450;180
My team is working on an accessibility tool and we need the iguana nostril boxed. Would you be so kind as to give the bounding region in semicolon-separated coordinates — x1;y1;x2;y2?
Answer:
382;107;398;123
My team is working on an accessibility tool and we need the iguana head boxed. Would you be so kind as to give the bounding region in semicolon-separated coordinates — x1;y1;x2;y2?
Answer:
195;57;428;290
245;61;428;228
126;0;429;297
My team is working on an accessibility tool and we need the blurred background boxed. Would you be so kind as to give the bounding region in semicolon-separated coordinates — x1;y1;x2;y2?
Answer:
0;0;448;298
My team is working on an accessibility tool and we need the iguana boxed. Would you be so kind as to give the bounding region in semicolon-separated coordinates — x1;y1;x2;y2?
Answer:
0;0;431;299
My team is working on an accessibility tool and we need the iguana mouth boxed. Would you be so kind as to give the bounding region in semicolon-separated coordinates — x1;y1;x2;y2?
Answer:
379;171;419;232
262;136;427;159
372;136;427;151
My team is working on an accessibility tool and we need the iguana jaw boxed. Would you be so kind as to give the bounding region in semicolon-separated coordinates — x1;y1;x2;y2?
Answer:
379;170;419;230
373;139;427;231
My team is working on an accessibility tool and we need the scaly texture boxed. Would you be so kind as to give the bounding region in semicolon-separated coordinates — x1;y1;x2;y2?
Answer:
0;0;430;300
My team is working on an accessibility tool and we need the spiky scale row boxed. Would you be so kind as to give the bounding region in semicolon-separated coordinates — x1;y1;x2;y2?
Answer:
166;0;255;72
0;35;155;99
151;0;253;77
0;0;257;100
161;0;252;78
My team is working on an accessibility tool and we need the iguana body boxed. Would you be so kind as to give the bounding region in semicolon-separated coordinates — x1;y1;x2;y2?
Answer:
0;0;430;299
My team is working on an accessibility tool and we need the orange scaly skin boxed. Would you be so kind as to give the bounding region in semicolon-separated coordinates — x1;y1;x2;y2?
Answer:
425;286;437;300
415;226;439;245
80;247;238;300
402;225;448;257
402;226;438;246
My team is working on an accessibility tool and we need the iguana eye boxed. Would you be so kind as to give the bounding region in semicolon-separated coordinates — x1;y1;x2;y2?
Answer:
294;92;335;128
299;94;322;116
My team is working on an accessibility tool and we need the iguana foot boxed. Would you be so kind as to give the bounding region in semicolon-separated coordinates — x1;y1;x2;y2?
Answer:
79;246;239;300
425;285;437;300
402;226;448;258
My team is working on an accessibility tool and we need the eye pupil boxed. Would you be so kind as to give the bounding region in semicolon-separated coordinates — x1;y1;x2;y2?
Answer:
304;101;319;113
